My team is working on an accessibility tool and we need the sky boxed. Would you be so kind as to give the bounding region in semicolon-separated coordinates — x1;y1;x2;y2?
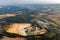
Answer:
0;0;60;5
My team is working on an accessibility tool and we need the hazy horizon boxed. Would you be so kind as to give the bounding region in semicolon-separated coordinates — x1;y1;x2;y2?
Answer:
0;0;60;6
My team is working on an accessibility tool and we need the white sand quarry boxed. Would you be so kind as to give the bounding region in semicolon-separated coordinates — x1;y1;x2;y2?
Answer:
6;23;47;36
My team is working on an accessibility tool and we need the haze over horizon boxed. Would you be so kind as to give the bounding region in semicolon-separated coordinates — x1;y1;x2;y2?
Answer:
0;0;60;6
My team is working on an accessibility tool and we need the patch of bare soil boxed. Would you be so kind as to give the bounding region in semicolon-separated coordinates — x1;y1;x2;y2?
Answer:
1;36;26;40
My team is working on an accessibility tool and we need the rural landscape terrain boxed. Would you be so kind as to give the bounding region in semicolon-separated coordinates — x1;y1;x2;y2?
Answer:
0;4;60;40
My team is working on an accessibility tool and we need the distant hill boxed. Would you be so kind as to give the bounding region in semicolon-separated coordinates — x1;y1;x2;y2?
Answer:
0;4;60;14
